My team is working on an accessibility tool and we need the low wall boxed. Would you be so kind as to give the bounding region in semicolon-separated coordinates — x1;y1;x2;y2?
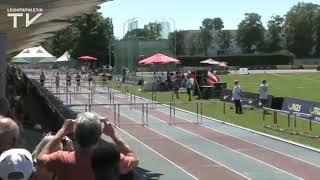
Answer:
22;72;77;132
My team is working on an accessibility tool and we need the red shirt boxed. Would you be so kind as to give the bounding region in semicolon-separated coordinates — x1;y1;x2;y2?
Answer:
40;150;134;180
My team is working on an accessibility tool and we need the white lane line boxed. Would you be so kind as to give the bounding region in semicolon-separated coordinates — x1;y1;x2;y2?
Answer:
172;124;303;180
90;111;199;180
84;87;304;179
167;110;320;169
104;106;251;180
83;87;320;169
199;123;320;169
65;91;198;179
101;93;301;179
116;103;301;180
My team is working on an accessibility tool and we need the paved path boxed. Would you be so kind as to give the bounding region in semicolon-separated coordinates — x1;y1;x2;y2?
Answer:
26;72;320;180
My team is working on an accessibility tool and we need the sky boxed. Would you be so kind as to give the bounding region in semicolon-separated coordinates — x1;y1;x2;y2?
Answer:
100;0;320;39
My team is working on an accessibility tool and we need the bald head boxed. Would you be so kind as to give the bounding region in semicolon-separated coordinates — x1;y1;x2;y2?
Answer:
0;116;19;154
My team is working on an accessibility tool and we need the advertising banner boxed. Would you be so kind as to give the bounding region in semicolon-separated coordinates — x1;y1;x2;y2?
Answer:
281;97;320;121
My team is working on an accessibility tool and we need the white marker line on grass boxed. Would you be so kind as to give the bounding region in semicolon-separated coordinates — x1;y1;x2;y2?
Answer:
89;111;199;180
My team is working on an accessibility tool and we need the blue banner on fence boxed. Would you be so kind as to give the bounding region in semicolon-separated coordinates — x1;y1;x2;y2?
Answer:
281;97;320;121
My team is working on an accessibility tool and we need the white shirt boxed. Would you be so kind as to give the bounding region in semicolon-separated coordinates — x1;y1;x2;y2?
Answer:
232;85;242;100
259;83;268;100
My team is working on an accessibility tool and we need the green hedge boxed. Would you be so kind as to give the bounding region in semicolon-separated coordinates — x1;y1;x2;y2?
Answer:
178;53;294;66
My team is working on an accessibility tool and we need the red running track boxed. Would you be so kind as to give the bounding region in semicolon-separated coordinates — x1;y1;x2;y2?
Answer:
109;92;320;180
76;94;248;180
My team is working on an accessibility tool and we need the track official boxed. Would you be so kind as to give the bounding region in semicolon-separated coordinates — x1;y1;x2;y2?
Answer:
232;80;243;114
259;80;269;107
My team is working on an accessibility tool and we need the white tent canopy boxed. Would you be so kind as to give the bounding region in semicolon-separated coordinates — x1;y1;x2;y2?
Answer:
200;58;220;65
56;51;70;62
13;46;55;58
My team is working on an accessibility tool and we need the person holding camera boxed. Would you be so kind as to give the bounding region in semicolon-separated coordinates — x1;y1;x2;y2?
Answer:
36;112;139;180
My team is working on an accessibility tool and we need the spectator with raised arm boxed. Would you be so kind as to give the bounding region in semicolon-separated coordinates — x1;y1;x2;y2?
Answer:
32;133;74;180
36;112;138;180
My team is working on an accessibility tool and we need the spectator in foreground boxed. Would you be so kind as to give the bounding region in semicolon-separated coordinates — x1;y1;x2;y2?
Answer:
0;148;34;180
91;142;121;180
0;116;19;155
32;133;73;180
36;112;138;180
232;80;243;114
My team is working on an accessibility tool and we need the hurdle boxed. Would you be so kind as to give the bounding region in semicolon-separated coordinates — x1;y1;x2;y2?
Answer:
263;107;289;129
293;112;314;136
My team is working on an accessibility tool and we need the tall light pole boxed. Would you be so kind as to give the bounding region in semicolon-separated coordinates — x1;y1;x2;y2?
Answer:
169;18;176;57
108;36;112;66
122;18;137;72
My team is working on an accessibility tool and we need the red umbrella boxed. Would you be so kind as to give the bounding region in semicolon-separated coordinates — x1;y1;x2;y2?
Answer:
78;56;97;61
138;53;181;65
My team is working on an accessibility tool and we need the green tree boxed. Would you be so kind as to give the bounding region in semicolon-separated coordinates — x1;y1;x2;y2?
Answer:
42;13;114;64
217;30;232;53
212;17;224;30
123;22;162;40
237;13;265;53
200;18;215;56
143;22;162;40
72;13;114;64
123;29;148;40
169;30;185;56
284;3;319;57
190;33;202;56
314;10;320;56
51;26;79;57
266;15;285;52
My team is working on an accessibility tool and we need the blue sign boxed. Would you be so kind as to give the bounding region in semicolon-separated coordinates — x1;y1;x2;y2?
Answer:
281;97;320;121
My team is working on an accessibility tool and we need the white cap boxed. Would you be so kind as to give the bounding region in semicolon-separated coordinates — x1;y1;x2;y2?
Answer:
0;149;33;180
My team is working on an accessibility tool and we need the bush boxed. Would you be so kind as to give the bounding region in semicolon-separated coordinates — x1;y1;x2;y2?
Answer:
317;65;320;71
